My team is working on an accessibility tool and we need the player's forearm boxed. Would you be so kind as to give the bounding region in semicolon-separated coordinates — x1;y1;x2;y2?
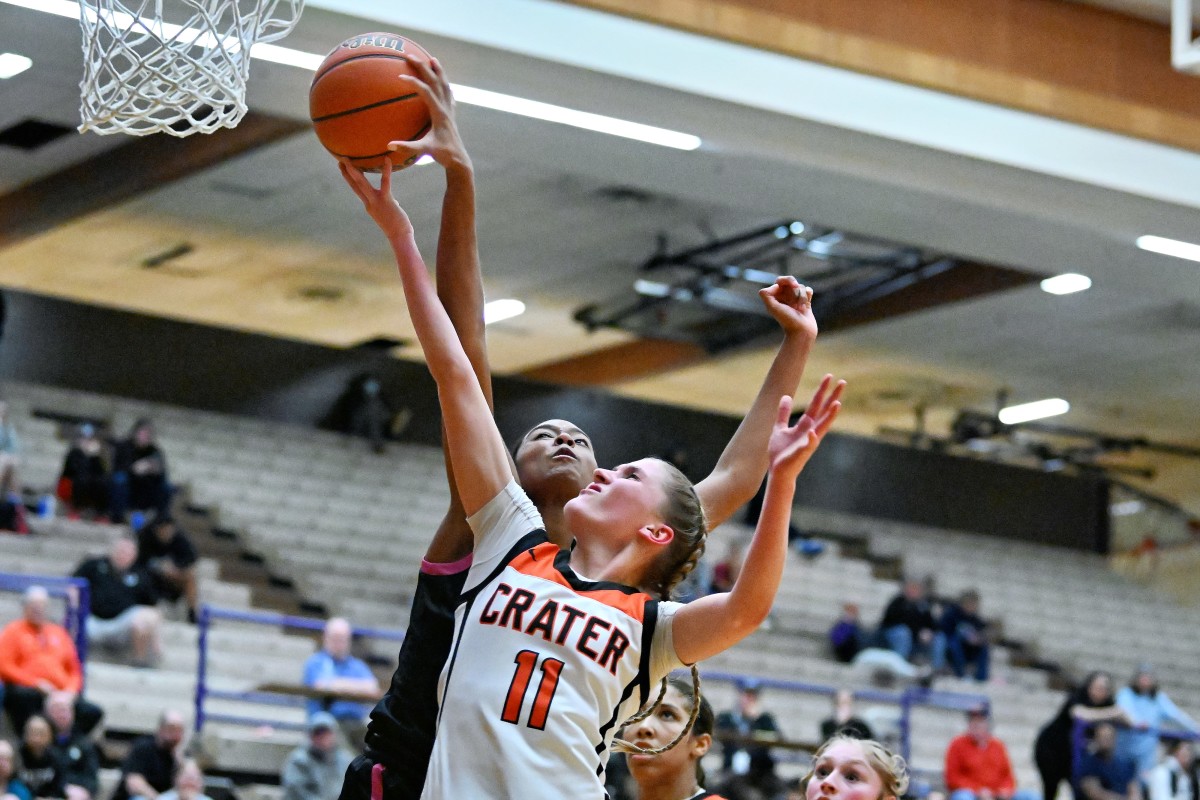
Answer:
726;470;792;623
697;331;812;526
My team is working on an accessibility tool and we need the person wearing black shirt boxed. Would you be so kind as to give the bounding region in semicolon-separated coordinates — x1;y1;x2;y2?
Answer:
46;691;100;800
58;424;109;519
18;715;66;799
1034;671;1134;800
113;711;185;800
879;578;946;670
111;419;171;524
136;516;199;623
820;689;874;741
714;679;783;799
73;537;162;666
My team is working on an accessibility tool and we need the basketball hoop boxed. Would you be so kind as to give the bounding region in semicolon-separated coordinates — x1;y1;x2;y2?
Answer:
78;0;305;137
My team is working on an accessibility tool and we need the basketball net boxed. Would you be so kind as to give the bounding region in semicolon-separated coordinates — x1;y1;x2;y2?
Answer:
78;0;304;137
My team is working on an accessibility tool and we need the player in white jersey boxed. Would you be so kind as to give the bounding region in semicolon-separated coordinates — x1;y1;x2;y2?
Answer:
341;159;842;799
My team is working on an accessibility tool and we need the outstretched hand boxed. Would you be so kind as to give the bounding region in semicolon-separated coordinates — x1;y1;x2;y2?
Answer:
339;159;412;242
387;57;469;170
768;374;845;480
759;276;817;341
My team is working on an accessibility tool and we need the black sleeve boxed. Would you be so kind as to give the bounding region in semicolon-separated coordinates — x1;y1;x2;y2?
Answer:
121;740;157;778
171;535;198;569
133;569;160;605
62;741;100;795
135;531;155;567
72;559;94;581
880;596;904;628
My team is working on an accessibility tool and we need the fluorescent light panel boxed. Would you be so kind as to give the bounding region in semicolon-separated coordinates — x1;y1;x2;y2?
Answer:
0;52;33;78
483;298;525;324
1040;273;1091;295
1;0;700;150
1136;235;1200;263
998;398;1070;425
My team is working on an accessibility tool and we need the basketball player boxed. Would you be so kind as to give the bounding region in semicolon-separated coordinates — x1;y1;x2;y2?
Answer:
337;58;834;800
624;675;729;800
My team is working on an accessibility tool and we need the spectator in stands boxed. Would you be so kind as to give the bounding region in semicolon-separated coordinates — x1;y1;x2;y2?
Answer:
281;712;353;800
708;542;743;595
0;586;104;735
1116;665;1200;780
942;590;990;683
156;760;210;800
0;739;33;800
301;618;379;750
0;401;25;533
58;424;109;520
112;710;186;800
44;692;99;800
1147;741;1195;800
17;715;65;799
135;515;199;624
73;537;162;667
1035;672;1132;800
944;707;1035;800
830;602;867;663
878;579;945;671
111;419;171;524
1077;722;1140;800
821;689;874;741
714;678;783;799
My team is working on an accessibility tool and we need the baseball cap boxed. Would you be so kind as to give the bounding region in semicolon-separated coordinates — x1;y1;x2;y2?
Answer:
307;712;337;733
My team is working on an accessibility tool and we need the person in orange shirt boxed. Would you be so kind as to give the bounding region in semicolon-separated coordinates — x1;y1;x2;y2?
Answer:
0;586;103;735
944;708;1036;800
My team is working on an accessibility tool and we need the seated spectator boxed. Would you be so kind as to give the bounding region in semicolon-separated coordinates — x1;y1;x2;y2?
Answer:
829;602;867;663
73;537;161;667
708;543;743;595
18;715;65;800
0;739;33;800
156;761;210;800
58;425;109;520
44;692;99;800
944;707;1035;800
112;710;186;800
942;590;990;683
1035;671;1131;800
1116;665;1199;780
136;516;199;624
0;401;26;533
111;420;171;524
878;578;945;670
714;679;782;799
281;712;353;800
0;586;103;735
820;689;874;741
1076;722;1140;800
302;618;379;751
1147;741;1195;800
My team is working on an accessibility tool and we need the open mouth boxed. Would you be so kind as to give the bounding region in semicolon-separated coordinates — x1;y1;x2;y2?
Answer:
552;447;577;461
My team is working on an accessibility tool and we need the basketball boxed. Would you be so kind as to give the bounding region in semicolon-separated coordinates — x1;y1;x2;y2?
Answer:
309;32;435;172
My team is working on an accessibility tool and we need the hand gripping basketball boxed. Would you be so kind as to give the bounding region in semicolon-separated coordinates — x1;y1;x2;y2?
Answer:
386;58;470;170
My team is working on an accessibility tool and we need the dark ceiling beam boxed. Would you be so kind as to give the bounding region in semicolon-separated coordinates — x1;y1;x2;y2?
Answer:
0;112;308;250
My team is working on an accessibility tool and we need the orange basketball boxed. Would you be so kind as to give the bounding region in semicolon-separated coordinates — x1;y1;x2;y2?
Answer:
309;32;434;172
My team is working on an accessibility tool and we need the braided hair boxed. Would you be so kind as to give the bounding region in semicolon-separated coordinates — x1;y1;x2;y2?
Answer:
613;461;707;757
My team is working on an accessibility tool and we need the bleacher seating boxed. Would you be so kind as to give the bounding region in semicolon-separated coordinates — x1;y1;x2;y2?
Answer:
2;379;1198;792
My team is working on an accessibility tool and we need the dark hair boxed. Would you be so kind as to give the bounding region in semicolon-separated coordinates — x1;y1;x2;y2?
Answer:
667;674;715;784
1077;670;1115;705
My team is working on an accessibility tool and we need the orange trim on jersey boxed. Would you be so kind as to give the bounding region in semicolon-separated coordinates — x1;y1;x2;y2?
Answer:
508;543;650;623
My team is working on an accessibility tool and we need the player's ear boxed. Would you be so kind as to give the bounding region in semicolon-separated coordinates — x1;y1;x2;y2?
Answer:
639;523;674;546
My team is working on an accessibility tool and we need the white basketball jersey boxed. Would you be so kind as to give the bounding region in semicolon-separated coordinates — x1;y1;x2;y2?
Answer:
420;481;682;800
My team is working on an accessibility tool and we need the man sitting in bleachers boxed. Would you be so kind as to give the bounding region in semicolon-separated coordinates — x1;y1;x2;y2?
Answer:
112;710;186;800
281;712;352;800
0;586;103;735
941;590;990;683
878;577;945;671
135;515;199;624
110;420;171;525
1076;722;1140;800
944;707;1035;800
44;692;99;800
1147;741;1195;800
301;618;379;751
72;537;162;667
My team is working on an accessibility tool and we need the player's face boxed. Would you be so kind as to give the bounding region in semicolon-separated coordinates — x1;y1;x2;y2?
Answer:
565;458;671;542
808;741;887;800
625;686;706;784
515;420;597;502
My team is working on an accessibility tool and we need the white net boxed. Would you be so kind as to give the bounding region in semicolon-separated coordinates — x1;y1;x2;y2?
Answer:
78;0;304;137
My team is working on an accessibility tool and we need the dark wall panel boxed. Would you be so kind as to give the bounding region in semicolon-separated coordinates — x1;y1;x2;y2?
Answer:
0;289;1109;551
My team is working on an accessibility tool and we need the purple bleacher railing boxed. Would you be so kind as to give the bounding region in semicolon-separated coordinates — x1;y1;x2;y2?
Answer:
699;669;988;767
194;604;407;734
0;572;90;688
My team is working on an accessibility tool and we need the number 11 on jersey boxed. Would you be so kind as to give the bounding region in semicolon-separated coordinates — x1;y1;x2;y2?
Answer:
502;649;564;730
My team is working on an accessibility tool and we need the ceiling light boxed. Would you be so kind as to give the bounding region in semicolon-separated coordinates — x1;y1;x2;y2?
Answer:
1111;500;1145;516
634;279;671;297
1040;273;1092;295
0;52;32;79
1137;234;1200;263
483;298;525;324
789;221;805;235
998;398;1070;425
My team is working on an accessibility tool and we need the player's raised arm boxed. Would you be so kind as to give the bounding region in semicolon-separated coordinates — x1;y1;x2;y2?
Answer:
388;58;489;563
671;380;843;665
694;277;819;528
340;160;512;521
